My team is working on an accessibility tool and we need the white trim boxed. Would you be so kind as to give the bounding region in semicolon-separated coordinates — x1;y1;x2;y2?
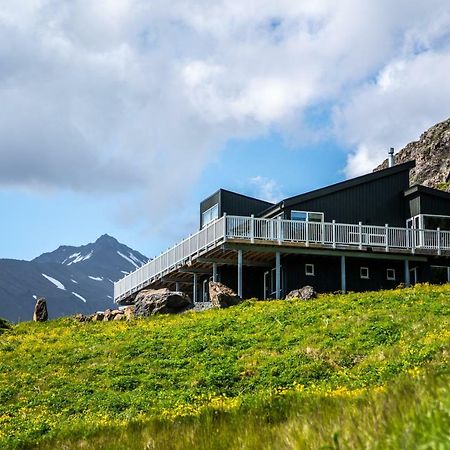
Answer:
291;210;324;222
386;268;396;281
360;267;369;279
202;203;219;227
305;263;315;276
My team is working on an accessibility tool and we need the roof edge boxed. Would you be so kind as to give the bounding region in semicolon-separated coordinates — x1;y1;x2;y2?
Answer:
282;161;416;207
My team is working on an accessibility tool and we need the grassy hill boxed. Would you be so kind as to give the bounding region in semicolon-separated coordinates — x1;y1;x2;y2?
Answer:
0;284;449;449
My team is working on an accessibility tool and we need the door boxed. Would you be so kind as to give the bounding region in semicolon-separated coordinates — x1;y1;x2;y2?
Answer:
409;267;418;285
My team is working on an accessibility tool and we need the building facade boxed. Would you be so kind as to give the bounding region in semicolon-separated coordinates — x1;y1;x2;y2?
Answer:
115;161;450;304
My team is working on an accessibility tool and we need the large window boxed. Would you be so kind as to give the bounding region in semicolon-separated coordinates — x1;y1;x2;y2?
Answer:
202;203;219;227
407;214;450;231
291;210;324;223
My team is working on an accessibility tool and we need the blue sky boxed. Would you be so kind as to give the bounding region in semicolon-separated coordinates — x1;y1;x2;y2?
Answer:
1;1;450;260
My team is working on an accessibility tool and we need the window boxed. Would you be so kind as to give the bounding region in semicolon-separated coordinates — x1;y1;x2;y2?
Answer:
291;211;324;223
305;264;315;276
387;268;396;281
202;203;219;227
360;267;369;279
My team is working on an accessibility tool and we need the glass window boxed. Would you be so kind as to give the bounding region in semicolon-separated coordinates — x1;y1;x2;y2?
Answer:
423;215;450;231
291;211;307;221
387;268;396;281
202;203;219;227
360;267;369;279
308;213;324;223
291;211;324;222
305;264;315;276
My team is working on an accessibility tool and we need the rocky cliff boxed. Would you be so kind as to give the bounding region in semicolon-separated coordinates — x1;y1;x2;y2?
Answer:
375;117;450;192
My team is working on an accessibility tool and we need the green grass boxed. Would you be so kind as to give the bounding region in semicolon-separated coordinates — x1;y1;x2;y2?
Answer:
0;284;449;449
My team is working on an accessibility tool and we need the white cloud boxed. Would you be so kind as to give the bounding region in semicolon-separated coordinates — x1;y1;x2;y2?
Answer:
249;176;284;203
336;49;450;177
0;0;449;236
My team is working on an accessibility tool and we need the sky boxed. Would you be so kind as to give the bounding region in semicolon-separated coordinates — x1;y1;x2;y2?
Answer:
1;0;450;260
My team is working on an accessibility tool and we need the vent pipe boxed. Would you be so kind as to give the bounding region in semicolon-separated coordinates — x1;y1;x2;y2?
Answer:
388;147;395;168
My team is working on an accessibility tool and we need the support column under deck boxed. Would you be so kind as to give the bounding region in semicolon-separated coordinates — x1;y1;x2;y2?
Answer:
275;251;281;299
341;255;346;293
404;259;410;287
193;274;198;303
175;282;180;292
237;250;243;298
213;263;218;282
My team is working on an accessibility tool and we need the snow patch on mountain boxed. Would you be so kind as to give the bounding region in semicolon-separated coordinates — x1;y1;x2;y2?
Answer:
117;251;140;268
72;292;87;303
67;251;93;266
42;274;66;290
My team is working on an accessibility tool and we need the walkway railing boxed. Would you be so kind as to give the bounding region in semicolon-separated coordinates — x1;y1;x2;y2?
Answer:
226;216;450;252
114;216;226;302
114;215;450;302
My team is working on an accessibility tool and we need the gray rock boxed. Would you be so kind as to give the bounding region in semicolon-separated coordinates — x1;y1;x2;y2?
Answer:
103;309;114;321
33;298;48;322
134;288;193;316
208;282;242;308
374;117;450;192
286;286;317;301
74;313;89;322
91;312;104;321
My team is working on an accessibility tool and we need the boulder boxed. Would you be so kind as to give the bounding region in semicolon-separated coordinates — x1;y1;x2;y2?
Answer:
33;298;48;322
103;309;114;321
0;317;11;333
208;282;242;308
91;312;104;321
74;313;89;322
286;286;317;301
123;306;135;320
113;313;126;321
134;288;193;316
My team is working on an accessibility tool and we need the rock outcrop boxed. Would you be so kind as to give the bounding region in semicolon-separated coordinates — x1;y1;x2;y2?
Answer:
33;298;48;322
133;289;193;316
0;317;10;332
208;282;242;308
286;286;317;301
375;117;450;192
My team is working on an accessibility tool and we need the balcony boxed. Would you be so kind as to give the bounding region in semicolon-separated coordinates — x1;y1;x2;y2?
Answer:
114;215;450;303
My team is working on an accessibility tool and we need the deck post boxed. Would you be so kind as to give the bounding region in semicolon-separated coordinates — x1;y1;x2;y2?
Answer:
332;220;336;249
341;255;346;293
237;250;243;298
404;260;410;287
223;213;227;242
193;273;198;303
213;263;218;282
437;228;441;256
250;214;255;243
358;221;363;250
275;251;281;299
277;216;282;244
175;282;180;292
385;224;389;252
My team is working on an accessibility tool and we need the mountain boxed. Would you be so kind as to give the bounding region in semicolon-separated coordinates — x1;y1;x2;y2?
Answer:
375;117;450;191
0;235;148;322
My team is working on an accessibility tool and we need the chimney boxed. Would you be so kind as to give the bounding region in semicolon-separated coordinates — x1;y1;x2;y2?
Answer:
388;147;395;168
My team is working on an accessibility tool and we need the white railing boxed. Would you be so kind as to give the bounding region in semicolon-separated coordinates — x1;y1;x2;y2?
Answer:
114;216;226;302
114;215;450;302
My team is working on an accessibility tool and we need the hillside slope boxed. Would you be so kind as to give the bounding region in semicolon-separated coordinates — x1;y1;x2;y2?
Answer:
0;235;148;322
375;117;450;191
0;284;449;449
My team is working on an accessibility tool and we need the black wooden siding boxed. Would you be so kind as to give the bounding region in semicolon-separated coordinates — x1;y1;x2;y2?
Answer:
410;193;450;216
282;170;411;227
200;189;273;228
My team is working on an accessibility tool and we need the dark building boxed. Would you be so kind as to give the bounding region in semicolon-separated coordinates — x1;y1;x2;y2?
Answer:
115;159;450;304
